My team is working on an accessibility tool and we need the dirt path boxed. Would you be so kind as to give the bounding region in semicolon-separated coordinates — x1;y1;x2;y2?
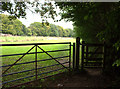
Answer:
47;68;114;88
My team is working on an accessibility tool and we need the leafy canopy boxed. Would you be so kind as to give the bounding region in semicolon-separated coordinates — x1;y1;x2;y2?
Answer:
56;2;119;43
1;1;58;23
57;2;120;69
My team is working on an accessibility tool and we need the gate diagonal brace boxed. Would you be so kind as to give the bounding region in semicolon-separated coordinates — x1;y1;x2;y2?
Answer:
2;45;36;75
37;46;68;70
89;47;100;58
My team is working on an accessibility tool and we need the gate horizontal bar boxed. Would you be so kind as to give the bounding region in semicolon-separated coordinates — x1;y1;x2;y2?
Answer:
0;49;69;57
2;67;65;85
84;52;104;54
9;72;65;88
82;43;104;46
3;74;35;84
1;56;69;68
84;58;103;61
37;67;65;76
84;62;103;64
84;66;103;68
2;45;36;75
1;42;71;46
37;45;68;70
2;61;69;77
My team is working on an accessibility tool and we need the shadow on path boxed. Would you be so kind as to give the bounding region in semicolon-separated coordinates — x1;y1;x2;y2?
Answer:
48;68;114;88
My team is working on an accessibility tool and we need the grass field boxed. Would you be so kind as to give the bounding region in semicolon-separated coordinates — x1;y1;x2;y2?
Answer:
0;36;75;87
0;36;75;43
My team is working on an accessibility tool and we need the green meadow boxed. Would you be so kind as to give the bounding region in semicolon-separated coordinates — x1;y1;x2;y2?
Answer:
1;36;75;87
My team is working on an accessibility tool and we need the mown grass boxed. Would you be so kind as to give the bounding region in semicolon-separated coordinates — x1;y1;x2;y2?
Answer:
1;36;75;87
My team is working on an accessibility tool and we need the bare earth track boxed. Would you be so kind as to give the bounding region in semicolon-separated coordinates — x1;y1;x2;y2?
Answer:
45;68;115;88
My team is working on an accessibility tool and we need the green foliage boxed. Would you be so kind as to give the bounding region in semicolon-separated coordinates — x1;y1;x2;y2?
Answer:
1;2;74;37
1;1;57;22
28;22;73;37
57;2;120;72
57;2;119;41
1;14;28;36
1;14;73;37
57;2;116;43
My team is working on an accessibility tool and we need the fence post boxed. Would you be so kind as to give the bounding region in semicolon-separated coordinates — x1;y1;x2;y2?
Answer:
69;42;71;70
73;43;75;70
35;45;38;80
86;44;88;66
76;37;80;71
81;41;85;71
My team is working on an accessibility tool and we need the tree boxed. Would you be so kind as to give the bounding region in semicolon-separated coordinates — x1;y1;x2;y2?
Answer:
1;1;57;23
57;3;117;42
21;25;30;36
26;28;32;36
1;14;73;37
29;22;49;36
12;19;24;35
49;24;59;37
0;14;26;35
57;2;120;72
64;28;73;37
28;22;73;37
57;26;64;37
1;1;74;37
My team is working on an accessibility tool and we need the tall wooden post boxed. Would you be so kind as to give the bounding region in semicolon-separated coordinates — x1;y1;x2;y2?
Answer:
73;43;75;69
35;45;38;80
81;41;85;71
86;44;88;66
76;37;80;71
69;42;71;70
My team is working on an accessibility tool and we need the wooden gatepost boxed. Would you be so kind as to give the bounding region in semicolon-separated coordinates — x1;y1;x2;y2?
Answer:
76;37;80;71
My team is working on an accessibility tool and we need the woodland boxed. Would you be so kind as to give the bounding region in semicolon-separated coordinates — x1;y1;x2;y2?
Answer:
1;1;120;88
0;14;73;37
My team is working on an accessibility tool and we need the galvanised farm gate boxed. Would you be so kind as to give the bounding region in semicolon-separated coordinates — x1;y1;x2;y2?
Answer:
0;37;105;88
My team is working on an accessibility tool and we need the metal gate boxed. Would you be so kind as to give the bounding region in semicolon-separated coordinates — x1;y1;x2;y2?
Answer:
0;42;71;88
81;41;105;69
73;37;105;71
